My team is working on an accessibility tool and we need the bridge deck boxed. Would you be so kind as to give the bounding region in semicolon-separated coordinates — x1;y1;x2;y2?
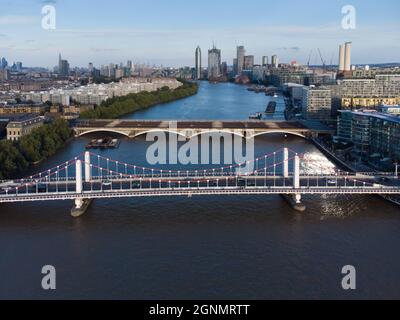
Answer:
1;186;400;203
75;120;310;131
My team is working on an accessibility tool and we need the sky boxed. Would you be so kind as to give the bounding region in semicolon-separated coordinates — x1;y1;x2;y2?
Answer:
0;0;399;68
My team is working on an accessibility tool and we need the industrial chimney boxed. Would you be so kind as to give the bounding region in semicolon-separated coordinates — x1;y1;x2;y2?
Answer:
339;44;345;72
344;42;352;71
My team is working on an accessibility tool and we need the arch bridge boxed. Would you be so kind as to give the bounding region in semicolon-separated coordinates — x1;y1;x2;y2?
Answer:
73;120;332;140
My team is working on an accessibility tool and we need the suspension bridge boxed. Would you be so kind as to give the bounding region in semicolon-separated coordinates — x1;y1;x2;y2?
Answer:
0;148;399;216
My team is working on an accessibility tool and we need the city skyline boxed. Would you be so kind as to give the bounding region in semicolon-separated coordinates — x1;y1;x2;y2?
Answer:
0;0;399;68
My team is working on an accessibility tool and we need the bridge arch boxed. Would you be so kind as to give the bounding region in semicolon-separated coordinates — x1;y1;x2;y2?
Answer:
75;128;130;137
190;130;245;140
250;131;307;140
133;129;187;139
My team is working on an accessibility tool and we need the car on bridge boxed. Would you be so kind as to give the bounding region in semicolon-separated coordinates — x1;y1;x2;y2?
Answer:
0;181;22;193
37;182;47;192
102;180;112;187
327;179;337;186
132;182;141;189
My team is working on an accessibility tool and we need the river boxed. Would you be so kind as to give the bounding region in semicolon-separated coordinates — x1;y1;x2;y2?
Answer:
1;81;400;299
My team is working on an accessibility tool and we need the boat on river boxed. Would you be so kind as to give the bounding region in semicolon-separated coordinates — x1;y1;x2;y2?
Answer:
249;112;263;120
86;137;120;149
265;101;277;115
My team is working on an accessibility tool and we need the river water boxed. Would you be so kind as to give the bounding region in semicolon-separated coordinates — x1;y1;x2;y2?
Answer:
1;82;400;300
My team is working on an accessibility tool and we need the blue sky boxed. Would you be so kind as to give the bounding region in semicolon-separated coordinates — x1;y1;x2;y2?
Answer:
0;0;399;68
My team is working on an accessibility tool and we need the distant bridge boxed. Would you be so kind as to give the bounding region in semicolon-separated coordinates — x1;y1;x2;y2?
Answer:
0;148;398;216
73;120;334;140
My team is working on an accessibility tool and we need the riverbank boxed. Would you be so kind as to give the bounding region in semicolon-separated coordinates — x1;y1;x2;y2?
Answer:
80;80;198;119
0;81;198;179
310;138;357;173
0;119;72;179
311;137;400;207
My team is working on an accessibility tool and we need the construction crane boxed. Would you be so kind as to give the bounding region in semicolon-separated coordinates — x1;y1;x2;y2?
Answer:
317;48;326;69
307;50;313;67
329;52;335;67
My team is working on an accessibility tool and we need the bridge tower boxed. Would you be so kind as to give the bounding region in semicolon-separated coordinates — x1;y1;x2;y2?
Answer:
293;154;300;190
292;154;304;209
283;148;289;178
71;159;92;218
84;152;91;182
76;160;83;194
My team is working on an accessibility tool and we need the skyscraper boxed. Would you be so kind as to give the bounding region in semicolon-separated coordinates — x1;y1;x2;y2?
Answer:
58;53;62;72
15;62;23;72
262;56;269;67
58;53;70;76
236;46;245;75
233;58;238;75
208;45;221;80
1;57;8;69
244;55;254;70
195;46;202;80
221;62;228;77
271;55;279;68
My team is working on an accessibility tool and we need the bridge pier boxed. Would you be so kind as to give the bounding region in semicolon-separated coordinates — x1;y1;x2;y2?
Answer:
70;158;92;217
281;154;306;212
281;194;306;212
71;198;93;218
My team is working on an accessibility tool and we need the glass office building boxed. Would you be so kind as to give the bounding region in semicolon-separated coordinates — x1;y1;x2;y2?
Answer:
337;110;400;163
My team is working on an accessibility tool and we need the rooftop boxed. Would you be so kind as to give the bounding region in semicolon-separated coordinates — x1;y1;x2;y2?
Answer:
339;109;400;124
6;113;43;123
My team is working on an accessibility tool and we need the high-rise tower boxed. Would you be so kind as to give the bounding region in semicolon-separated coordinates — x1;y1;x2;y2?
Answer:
208;45;221;80
271;55;279;68
58;53;62;72
195;46;202;80
236;46;245;75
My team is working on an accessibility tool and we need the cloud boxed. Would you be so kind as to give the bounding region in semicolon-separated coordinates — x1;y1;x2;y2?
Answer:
0;15;38;25
0;45;16;50
90;48;120;53
57;28;197;40
278;47;301;51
